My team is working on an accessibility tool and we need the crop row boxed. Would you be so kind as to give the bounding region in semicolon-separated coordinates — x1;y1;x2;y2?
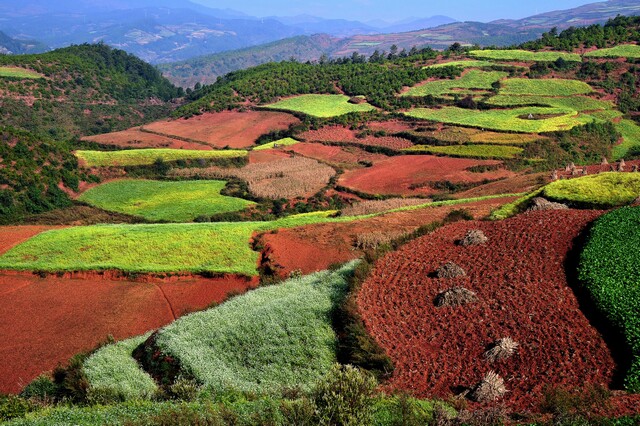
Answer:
75;149;248;167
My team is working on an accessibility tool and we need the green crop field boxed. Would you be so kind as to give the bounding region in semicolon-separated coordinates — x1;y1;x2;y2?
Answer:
404;144;523;159
0;66;44;79
469;49;581;62
613;119;640;160
402;70;507;97
424;60;497;69
499;78;594;96
486;94;613;112
153;262;355;394
253;137;299;151
263;94;375;117
543;172;640;208
579;206;640;392
78;180;254;222
84;334;158;401
584;44;640;59
405;106;592;133
76;149;248;167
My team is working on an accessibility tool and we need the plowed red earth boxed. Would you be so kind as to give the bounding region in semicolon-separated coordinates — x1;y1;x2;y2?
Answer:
368;120;415;133
0;272;257;393
143;111;300;149
261;197;516;277
339;155;516;196
286;143;388;167
81;128;210;150
298;125;413;150
357;210;619;411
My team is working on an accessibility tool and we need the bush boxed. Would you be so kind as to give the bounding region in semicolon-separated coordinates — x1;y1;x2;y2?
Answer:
312;364;377;426
20;375;57;401
0;395;34;421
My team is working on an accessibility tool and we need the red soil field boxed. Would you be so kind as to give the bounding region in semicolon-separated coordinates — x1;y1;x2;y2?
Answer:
248;149;291;164
339;155;516;196
0;226;64;255
453;172;549;199
357;210;621;411
297;125;413;150
0;272;257;394
143;111;300;149
368;120;415;133
261;196;516;277
286;143;388;167
81;128;211;150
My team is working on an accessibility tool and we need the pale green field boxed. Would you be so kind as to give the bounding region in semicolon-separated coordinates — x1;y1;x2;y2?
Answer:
404;144;523;159
613;119;640;160
264;94;375;117
78;180;254;222
402;70;507;97
253;137;299;151
499;78;594;96
584;44;640;59
469;49;581;62
424;60;497;69
405;106;592;133
486;94;613;112
76;149;248;167
0;66;44;79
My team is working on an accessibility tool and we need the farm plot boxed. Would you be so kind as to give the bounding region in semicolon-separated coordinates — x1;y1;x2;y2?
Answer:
469;49;581;62
0;272;256;394
486;94;613;112
405;106;593;133
404;125;544;145
78;180;254;222
75;148;247;167
584;44;640;59
253;137;299;151
404;144;523;159
170;157;336;200
81;128;210;151
357;210;614;409
424;60;498;69
338;155;515;196
402;70;507;98
613;119;640;160
285;143;389;168
149;263;355;394
298;125;413;150
0;66;44;79
142;111;300;149
264;94;375;117
579;206;640;392
498;78;594;96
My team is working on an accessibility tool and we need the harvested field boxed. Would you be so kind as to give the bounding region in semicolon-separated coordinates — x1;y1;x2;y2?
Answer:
357;210;616;409
341;198;430;216
286;143;388;168
453;173;548;198
338;155;516;196
248;149;291;164
367;120;415;133
142;111;300;149
0;272;257;394
169;157;336;199
81;128;211;150
297;125;413;150
261;196;516;277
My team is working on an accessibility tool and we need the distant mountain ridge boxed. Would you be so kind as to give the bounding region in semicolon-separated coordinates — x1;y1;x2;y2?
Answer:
0;31;47;55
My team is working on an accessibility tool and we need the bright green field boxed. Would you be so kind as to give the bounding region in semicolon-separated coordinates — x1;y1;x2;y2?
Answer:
0;196;515;276
78;180;254;222
76;149;248;167
544;172;640;208
486;94;613;112
154;263;355;394
499;78;594;96
613;119;640;160
253;137;299;151
469;49;581;62
584;44;640;59
264;94;375;117
402;70;507;97
579;206;640;392
405;106;592;133
404;144;523;159
424;60;497;69
0;66;44;79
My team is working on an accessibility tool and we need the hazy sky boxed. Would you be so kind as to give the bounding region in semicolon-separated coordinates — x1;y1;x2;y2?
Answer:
193;0;595;22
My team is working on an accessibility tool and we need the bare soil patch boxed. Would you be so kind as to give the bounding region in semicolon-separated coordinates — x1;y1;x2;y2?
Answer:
82;128;210;150
286;143;388;168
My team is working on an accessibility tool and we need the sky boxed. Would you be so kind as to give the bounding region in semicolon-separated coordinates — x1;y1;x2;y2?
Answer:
192;0;595;23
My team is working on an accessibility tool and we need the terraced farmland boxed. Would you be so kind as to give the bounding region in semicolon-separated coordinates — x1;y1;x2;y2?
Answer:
0;66;44;79
264;94;376;117
75;148;248;167
424;60;498;69
78;180;254;222
404;144;523;159
402;70;507;97
584;44;640;58
469;49;581;62
253;137;299;150
499;78;594;96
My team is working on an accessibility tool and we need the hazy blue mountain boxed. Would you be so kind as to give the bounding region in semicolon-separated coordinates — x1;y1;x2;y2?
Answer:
0;31;47;55
380;16;458;33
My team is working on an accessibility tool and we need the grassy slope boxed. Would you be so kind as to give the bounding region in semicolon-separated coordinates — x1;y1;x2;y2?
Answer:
499;78;593;96
263;94;375;117
613;119;640;160
469;49;581;61
155;262;355;393
584;44;640;58
75;149;248;167
78;180;254;222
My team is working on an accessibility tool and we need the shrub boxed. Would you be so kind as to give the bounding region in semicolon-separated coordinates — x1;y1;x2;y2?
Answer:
0;395;34;421
20;375;57;401
312;364;377;426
